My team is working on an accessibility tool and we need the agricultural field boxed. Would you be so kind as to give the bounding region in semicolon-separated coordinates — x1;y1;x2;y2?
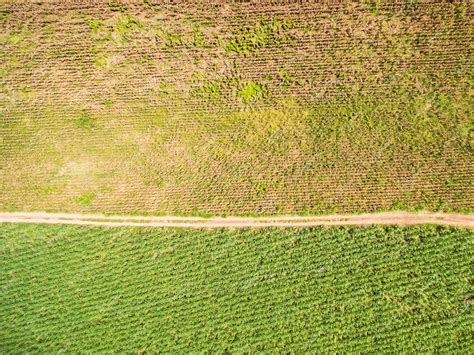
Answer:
1;1;473;352
1;0;473;216
1;224;473;352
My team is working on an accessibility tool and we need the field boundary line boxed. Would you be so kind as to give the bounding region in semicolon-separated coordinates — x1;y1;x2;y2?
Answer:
0;212;473;228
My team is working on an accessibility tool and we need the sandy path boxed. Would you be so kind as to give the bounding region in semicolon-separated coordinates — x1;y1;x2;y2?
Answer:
0;211;472;228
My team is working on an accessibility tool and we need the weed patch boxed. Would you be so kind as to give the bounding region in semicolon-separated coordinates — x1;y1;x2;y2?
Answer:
74;192;96;206
76;111;95;128
238;81;267;104
225;17;293;54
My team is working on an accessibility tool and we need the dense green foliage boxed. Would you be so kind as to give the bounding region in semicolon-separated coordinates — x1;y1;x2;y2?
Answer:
1;224;472;352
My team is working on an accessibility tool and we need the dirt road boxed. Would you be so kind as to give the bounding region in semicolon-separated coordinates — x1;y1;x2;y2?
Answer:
0;211;472;228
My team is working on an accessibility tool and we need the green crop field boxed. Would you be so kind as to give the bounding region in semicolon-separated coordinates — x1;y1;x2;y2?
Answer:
1;224;472;352
1;0;473;216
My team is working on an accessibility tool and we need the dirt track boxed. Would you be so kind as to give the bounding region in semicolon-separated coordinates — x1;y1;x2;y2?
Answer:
0;212;472;228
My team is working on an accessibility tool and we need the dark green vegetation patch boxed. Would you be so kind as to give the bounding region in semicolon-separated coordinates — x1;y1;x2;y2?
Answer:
1;224;473;352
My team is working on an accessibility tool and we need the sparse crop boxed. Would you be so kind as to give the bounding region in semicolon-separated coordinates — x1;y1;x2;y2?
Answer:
0;1;472;216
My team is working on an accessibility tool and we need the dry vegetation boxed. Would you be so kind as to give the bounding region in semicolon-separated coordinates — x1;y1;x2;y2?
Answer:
1;0;473;215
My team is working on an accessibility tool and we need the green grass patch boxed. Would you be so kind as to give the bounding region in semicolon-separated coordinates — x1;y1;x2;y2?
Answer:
225;17;293;54
88;19;104;35
157;28;184;47
0;224;472;352
88;14;143;49
74;192;96;206
76;111;95;128
238;81;267;104
191;80;221;99
115;14;143;43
